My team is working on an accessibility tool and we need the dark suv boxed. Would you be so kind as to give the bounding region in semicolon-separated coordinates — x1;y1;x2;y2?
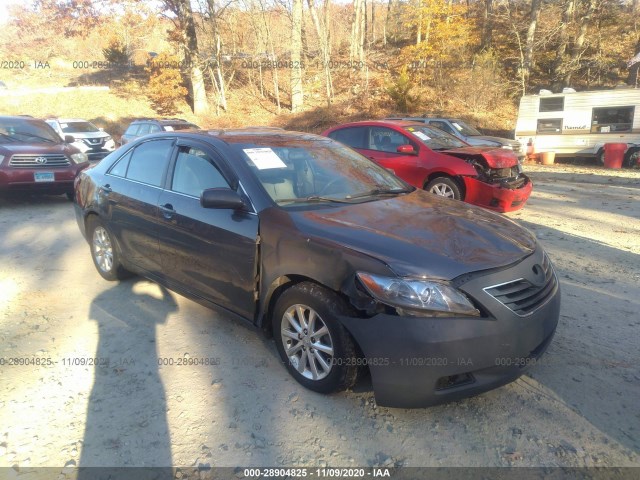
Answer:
119;118;200;145
0;116;89;198
386;116;524;163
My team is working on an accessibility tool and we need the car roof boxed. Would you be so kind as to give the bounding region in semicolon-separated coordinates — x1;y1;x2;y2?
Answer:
0;115;45;123
132;118;193;124
47;118;92;123
329;120;427;129
142;128;332;147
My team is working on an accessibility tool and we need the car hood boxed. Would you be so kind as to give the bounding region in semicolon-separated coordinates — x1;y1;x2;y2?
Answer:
288;190;536;280
68;131;110;139
0;143;80;156
440;146;518;168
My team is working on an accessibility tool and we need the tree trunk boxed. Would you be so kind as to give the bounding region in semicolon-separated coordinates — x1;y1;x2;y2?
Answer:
522;0;542;93
307;0;333;104
480;0;493;51
564;0;597;86
551;0;575;91
291;0;304;112
350;0;365;62
167;0;209;114
384;0;392;46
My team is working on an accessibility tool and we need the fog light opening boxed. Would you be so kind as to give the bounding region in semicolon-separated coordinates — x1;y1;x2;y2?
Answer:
435;372;475;391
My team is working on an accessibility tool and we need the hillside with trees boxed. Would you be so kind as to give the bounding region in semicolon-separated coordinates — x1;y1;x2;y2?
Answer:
0;0;638;136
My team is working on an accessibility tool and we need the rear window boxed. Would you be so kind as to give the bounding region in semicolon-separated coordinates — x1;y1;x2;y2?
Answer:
125;139;173;186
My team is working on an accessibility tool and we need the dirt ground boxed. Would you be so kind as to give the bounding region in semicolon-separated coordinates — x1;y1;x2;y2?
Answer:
0;162;639;475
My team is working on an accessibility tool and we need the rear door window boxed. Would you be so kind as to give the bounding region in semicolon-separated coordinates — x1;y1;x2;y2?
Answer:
125;139;174;187
327;127;367;149
368;127;415;153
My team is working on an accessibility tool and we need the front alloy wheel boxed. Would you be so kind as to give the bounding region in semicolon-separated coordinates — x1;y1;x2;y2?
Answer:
425;176;462;200
273;282;359;394
281;304;334;381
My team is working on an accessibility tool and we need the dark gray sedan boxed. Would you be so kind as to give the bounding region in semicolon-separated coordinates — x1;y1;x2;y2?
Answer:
73;128;560;408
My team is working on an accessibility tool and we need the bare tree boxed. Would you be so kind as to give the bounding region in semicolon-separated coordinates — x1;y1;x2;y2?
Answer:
291;0;304;112
522;0;542;94
350;0;366;62
480;0;494;51
551;0;575;91
307;0;334;104
563;0;598;86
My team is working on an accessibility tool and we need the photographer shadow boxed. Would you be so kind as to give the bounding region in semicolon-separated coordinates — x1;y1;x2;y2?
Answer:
78;280;177;480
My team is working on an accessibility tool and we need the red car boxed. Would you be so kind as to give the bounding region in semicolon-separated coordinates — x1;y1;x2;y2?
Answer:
322;120;532;212
0;116;90;199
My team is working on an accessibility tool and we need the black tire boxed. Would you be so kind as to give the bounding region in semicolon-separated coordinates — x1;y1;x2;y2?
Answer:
425;176;462;200
596;148;605;165
624;147;640;168
273;282;359;394
66;191;75;202
87;215;132;281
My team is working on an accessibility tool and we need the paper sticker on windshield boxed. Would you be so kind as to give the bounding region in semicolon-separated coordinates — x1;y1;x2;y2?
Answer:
452;122;462;131
412;131;430;141
60;123;68;129
164;126;174;131
243;148;287;169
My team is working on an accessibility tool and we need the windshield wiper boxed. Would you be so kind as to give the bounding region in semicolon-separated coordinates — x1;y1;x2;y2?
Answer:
346;187;412;199
13;131;56;143
276;195;355;204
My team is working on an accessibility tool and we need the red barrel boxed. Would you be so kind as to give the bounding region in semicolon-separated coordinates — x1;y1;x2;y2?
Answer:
603;143;627;169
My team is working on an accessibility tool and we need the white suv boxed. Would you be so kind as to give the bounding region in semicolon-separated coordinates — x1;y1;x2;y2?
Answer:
46;118;116;161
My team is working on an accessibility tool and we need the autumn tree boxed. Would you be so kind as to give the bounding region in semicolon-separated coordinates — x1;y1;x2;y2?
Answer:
146;53;188;114
163;0;209;115
291;0;304;112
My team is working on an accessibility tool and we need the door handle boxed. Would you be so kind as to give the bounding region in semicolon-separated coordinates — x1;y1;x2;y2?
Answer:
100;184;112;194
159;203;175;219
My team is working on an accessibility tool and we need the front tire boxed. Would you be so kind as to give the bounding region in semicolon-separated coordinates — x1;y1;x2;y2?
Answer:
425;176;462;200
273;282;359;394
87;216;132;281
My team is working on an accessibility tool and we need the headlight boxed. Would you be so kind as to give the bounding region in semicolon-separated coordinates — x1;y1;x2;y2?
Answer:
501;145;514;150
357;272;480;317
70;152;88;164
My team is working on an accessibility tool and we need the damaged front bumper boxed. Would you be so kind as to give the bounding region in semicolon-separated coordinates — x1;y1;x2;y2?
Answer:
463;174;533;213
339;248;560;408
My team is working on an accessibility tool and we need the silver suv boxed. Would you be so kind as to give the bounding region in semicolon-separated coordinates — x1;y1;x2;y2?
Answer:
46;118;116;161
386;116;524;163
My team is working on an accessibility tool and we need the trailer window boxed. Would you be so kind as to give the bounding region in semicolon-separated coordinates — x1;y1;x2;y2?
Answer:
537;119;563;134
590;106;634;133
539;97;564;112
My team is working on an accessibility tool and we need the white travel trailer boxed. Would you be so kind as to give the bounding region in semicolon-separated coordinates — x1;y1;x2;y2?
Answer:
515;87;640;166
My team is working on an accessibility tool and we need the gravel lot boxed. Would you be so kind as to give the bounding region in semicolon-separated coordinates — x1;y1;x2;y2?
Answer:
0;163;638;474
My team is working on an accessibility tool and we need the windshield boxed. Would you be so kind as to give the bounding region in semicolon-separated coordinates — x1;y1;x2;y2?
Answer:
60;121;99;133
0;119;62;144
450;119;482;136
404;125;468;150
229;139;411;207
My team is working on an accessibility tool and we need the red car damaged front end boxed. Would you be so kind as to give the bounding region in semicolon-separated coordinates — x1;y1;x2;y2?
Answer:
442;147;532;212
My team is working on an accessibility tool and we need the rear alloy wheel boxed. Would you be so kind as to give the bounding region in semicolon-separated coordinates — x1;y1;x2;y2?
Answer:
273;282;359;394
425;177;462;200
88;216;131;281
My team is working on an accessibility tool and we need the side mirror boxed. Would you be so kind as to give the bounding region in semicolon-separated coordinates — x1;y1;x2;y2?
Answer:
201;188;246;210
397;144;417;155
64;135;76;143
